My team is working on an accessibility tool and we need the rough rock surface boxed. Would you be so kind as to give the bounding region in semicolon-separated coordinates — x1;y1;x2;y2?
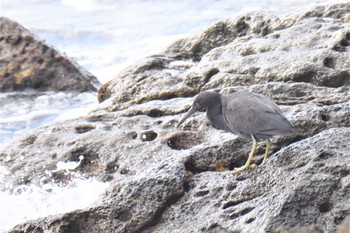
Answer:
1;3;350;233
0;17;100;92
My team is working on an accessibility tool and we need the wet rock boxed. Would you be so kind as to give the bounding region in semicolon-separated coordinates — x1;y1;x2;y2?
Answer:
10;161;186;233
1;3;350;233
153;128;350;233
0;17;100;92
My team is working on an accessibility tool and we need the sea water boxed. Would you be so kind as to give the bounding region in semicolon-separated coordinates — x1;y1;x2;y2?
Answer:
0;164;109;232
0;0;346;231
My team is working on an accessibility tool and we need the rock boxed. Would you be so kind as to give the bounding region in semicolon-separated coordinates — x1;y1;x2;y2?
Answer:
152;128;350;233
0;17;100;92
97;4;349;106
274;225;324;233
337;217;350;233
9;169;186;233
1;3;350;233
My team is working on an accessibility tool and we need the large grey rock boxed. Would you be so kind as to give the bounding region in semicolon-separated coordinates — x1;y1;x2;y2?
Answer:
1;3;350;233
154;127;350;233
97;3;349;105
0;17;100;92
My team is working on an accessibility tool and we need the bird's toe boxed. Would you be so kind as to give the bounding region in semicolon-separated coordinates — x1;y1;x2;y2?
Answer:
249;164;257;169
230;163;257;174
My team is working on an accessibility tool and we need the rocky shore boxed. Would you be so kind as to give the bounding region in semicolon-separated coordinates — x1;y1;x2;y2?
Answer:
1;3;349;233
0;17;100;92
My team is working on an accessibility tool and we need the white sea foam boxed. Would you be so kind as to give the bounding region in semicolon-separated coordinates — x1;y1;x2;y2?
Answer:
56;155;84;171
0;174;109;232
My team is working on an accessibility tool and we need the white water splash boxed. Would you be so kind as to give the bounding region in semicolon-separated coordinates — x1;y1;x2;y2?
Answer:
56;155;84;171
0;165;109;232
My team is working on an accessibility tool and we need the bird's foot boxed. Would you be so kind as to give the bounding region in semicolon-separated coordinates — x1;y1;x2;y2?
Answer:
249;163;257;169
230;163;256;174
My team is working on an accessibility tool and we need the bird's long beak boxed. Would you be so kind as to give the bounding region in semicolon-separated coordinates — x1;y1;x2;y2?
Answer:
177;105;200;128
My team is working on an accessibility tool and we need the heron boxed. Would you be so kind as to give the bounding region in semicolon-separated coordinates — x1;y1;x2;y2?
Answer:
177;90;293;174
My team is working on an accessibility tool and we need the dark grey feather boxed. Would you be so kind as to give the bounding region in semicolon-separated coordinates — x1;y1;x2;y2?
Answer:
222;91;292;140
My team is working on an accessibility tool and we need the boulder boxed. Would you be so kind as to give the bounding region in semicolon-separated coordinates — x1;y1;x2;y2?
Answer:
0;17;100;92
1;3;349;233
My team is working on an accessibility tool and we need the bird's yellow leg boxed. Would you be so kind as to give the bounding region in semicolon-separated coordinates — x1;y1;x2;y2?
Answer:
230;135;257;174
262;139;271;163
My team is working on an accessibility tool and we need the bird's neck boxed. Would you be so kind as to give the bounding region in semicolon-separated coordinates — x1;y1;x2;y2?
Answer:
207;103;222;116
206;100;231;132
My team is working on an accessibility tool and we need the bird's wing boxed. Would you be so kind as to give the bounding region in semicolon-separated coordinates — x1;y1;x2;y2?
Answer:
222;92;292;139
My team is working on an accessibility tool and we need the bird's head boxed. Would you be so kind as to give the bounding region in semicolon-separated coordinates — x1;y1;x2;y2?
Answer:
177;91;221;127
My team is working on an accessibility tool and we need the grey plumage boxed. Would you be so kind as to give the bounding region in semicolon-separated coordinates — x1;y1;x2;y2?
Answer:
177;90;293;174
222;91;292;140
